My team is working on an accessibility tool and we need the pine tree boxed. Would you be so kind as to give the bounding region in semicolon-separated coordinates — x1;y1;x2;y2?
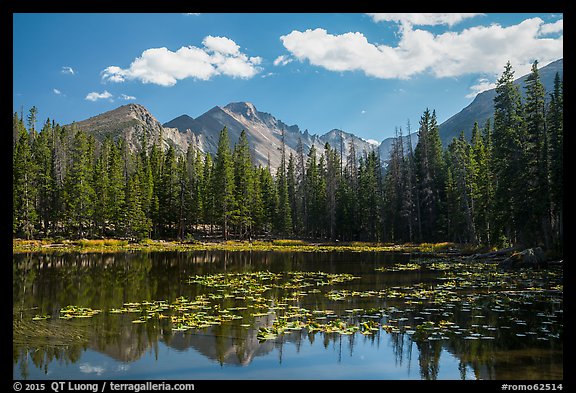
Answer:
158;145;179;238
414;109;445;241
445;133;476;243
108;139;127;236
138;133;154;224
148;142;163;237
185;144;204;234
213;127;235;239
27;106;38;134
547;72;563;250
275;131;292;236
294;137;307;235
523;60;549;247
92;138;112;236
401;120;418;243
233;130;256;239
358;151;382;241
324;143;340;240
176;155;189;239
124;172;151;240
62;128;95;238
286;152;298;235
337;138;360;240
304;145;324;238
33;119;56;236
492;61;526;246
13;117;38;239
202;153;215;234
470;121;494;245
383;128;404;242
259;165;277;236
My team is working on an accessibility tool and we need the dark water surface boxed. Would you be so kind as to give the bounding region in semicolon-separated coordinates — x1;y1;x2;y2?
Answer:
13;250;563;380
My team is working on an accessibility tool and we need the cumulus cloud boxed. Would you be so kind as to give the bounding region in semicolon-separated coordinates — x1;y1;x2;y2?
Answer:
280;17;563;81
273;55;293;66
366;13;483;27
79;363;105;375
119;94;136;100
61;66;75;75
53;88;62;95
203;35;240;56
466;78;497;98
539;19;563;35
85;90;113;102
101;36;262;86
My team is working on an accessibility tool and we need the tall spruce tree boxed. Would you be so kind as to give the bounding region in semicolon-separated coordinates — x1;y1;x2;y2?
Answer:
213;127;235;239
414;109;445;241
470;121;493;245
13;118;38;239
233;130;256;239
492;61;526;246
547;72;563;250
523;60;550;247
62;128;95;238
33;119;56;237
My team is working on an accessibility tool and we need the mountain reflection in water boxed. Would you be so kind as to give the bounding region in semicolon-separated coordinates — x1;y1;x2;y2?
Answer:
13;251;562;380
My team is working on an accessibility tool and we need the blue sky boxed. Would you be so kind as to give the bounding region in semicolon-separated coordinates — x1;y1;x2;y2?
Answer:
13;13;563;143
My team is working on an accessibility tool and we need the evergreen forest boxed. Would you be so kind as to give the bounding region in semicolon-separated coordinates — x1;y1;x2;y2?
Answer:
12;62;563;252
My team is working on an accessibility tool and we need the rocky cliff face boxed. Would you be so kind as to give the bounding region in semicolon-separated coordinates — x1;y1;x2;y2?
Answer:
164;102;378;169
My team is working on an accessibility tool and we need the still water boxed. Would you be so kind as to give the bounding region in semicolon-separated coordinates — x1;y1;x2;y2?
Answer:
13;250;563;380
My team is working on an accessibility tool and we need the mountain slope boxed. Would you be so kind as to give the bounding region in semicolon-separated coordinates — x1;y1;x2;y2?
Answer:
439;58;563;144
69;58;562;170
163;102;377;169
68;103;196;154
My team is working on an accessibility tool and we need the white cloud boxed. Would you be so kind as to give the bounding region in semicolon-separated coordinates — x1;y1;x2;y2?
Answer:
361;109;367;114
466;78;497;98
53;88;61;95
61;66;75;75
539;19;563;34
280;17;563;80
119;94;136;100
85;90;113;102
203;35;240;56
101;66;126;83
183;13;201;16
273;55;293;66
366;13;483;27
102;36;262;86
79;363;105;375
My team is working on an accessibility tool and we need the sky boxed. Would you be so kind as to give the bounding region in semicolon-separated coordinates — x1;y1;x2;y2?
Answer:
12;13;563;143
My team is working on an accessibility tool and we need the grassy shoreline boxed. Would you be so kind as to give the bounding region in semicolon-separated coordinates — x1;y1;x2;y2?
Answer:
12;238;478;255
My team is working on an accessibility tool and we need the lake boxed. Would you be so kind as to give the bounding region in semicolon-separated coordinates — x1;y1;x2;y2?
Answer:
13;250;563;380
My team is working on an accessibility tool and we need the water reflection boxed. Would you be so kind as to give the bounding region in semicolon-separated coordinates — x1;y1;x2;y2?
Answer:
13;251;562;379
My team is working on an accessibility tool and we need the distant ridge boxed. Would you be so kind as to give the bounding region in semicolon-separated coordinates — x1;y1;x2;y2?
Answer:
67;58;563;168
439;58;563;144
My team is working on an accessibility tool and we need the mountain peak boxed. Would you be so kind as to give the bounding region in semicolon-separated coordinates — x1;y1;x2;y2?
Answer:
223;102;258;119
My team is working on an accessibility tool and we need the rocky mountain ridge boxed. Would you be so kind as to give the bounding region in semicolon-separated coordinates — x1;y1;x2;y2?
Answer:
68;58;562;169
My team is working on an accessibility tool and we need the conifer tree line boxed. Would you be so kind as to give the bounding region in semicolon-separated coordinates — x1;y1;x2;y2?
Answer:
13;61;562;251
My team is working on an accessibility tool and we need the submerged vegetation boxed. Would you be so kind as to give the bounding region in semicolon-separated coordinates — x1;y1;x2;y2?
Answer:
15;258;562;346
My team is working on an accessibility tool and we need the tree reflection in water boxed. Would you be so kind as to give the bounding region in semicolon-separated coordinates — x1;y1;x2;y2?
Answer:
13;251;563;379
